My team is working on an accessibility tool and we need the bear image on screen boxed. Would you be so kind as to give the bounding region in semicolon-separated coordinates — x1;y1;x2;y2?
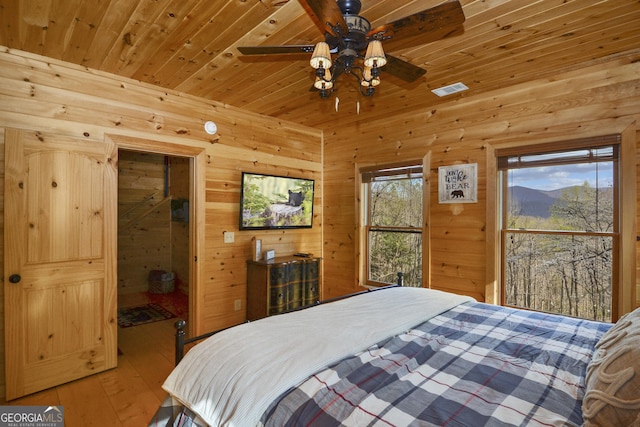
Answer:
240;172;314;230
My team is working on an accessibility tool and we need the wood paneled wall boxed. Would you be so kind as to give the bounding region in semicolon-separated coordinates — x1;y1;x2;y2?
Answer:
117;151;192;295
169;157;191;294
1;44;638;399
118;151;172;294
0;47;322;398
322;53;640;312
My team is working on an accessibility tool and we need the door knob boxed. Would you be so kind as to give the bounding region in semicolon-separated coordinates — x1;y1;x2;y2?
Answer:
8;274;21;284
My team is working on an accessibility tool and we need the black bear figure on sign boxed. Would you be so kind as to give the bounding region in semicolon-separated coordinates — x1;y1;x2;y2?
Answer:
451;190;465;198
287;190;305;206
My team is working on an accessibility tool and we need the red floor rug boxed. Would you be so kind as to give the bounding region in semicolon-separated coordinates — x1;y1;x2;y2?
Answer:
117;303;176;328
144;290;189;321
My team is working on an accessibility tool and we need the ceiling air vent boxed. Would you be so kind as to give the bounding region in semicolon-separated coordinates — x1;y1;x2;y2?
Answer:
431;82;469;97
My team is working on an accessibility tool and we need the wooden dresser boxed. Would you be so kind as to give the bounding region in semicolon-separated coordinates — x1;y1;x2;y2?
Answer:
246;256;321;320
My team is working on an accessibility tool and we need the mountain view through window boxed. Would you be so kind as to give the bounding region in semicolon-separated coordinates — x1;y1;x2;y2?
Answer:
501;146;616;322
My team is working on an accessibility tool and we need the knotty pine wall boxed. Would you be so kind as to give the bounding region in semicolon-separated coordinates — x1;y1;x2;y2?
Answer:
0;47;322;398
1;44;638;398
117;152;192;295
118;151;174;295
170;156;192;294
322;53;640;313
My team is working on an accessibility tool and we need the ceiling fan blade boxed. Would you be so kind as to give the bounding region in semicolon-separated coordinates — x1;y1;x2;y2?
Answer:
382;25;464;53
238;45;316;55
299;0;348;37
368;0;465;42
383;55;426;83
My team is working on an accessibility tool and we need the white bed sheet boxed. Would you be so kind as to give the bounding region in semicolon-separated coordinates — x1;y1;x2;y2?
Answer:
162;286;475;427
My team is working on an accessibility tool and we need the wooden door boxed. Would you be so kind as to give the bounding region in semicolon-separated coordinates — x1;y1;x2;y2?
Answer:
4;129;117;400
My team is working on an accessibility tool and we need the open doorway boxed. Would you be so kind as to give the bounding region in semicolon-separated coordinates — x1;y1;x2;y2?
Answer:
116;150;191;332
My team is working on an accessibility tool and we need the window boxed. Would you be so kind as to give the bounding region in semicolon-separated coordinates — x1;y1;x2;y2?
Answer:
497;138;619;322
361;162;423;287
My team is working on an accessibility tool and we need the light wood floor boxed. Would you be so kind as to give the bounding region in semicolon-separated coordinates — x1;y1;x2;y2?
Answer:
1;294;181;426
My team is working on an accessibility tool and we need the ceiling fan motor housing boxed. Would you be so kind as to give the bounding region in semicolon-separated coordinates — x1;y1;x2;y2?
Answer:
326;1;371;60
337;0;362;15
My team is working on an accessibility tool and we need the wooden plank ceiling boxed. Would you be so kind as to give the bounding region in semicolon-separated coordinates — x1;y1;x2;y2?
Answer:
0;0;638;130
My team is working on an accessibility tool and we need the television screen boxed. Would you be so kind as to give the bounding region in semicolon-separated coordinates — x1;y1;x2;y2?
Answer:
240;172;314;230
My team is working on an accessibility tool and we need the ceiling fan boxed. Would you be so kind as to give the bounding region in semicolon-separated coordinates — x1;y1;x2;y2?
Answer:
237;0;465;98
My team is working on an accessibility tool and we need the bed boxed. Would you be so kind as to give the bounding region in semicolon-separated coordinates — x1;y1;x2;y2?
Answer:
148;286;640;427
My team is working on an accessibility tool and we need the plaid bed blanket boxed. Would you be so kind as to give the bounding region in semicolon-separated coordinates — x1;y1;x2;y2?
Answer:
261;302;611;427
149;395;208;427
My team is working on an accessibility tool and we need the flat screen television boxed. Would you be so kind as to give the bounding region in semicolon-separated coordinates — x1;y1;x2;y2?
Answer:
239;172;315;230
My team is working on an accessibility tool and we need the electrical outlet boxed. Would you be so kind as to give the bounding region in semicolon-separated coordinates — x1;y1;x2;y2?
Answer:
223;231;235;243
234;299;242;311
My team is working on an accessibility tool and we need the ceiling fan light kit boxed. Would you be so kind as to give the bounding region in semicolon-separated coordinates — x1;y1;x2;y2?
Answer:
310;41;382;97
238;0;466;102
308;2;383;98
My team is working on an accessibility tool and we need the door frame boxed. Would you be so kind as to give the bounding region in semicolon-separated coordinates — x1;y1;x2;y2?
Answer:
107;134;206;337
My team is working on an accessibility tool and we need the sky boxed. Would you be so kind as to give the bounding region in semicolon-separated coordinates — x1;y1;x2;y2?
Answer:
508;163;614;191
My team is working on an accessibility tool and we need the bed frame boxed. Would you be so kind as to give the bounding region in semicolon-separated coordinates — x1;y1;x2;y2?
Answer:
174;272;404;365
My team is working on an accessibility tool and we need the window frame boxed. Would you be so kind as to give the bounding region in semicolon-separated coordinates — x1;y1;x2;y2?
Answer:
359;160;425;287
496;135;623;321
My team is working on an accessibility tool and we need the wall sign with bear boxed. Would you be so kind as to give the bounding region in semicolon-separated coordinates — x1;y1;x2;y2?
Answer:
438;163;478;204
